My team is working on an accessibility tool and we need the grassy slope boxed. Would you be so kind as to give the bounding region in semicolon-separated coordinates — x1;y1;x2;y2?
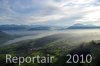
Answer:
0;35;100;66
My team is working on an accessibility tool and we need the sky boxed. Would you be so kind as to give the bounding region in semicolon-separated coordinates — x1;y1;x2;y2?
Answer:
0;0;100;26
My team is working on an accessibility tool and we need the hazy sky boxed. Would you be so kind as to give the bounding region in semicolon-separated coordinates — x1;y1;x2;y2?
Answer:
0;0;100;26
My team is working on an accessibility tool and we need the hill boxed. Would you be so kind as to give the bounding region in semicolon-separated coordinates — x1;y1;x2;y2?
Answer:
0;31;13;45
0;37;100;66
67;23;100;29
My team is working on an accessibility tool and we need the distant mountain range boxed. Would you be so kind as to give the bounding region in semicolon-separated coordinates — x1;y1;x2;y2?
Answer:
29;26;50;30
0;25;65;31
67;23;100;29
0;25;28;31
0;24;100;31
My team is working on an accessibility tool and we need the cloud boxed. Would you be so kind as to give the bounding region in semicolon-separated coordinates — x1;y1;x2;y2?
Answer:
0;0;100;26
75;6;100;25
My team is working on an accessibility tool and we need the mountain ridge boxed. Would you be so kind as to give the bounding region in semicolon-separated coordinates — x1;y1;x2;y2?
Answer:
67;23;100;29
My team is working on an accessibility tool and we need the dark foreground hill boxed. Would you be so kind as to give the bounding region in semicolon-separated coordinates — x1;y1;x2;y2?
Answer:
0;34;100;66
0;31;13;45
